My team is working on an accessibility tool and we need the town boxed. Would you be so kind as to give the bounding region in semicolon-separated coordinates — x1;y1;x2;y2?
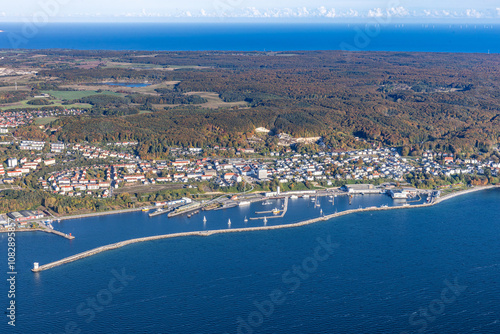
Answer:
1;130;499;230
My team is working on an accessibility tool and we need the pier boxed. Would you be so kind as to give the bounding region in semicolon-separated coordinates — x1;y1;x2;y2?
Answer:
1;227;74;240
251;197;288;220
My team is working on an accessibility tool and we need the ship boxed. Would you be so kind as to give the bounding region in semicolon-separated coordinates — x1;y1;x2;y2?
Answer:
263;217;268;224
290;195;298;199
244;216;248;223
228;219;231;227
141;207;151;212
272;208;280;215
239;201;251;206
203;216;207;223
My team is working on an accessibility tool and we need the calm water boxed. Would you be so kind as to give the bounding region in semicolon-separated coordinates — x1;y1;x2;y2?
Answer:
1;190;499;333
0;23;499;53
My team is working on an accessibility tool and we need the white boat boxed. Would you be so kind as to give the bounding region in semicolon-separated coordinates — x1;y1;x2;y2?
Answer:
290;195;298;199
272;208;280;215
244;216;248;222
320;209;323;215
203;216;207;223
263;217;267;224
303;195;310;199
239;201;251;206
262;200;272;205
228;219;231;227
311;197;315;202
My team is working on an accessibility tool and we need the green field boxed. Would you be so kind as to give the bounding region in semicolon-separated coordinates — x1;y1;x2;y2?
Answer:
43;90;123;100
35;117;59;125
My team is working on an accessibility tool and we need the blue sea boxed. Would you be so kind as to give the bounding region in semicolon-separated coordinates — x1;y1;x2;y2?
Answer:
0;23;499;52
1;190;500;333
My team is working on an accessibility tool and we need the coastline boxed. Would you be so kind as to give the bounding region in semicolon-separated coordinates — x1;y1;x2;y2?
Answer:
32;185;499;272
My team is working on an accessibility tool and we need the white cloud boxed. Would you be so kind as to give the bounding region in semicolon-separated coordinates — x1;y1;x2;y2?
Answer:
387;6;409;17
104;6;496;20
465;9;483;18
367;8;383;18
339;9;358;17
318;6;336;18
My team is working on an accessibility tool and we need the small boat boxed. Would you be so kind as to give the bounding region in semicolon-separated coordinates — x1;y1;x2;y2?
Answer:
228;219;231;227
320;209;323;215
263;217;268;224
303;195;310;199
380;204;388;208
239;201;251;206
57;219;61;223
311;197;315;202
141;207;150;212
272;208;280;215
290;195;298;199
203;216;207;223
244;216;248;223
262;200;272;205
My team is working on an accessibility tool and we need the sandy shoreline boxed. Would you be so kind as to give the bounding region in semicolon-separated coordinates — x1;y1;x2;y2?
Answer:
32;185;499;272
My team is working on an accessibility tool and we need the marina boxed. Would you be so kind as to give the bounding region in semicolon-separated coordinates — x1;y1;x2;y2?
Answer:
21;186;498;273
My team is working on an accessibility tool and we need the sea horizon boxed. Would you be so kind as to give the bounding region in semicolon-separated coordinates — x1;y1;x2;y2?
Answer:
0;22;499;53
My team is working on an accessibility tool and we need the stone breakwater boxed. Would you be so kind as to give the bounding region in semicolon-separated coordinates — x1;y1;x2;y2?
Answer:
32;186;499;273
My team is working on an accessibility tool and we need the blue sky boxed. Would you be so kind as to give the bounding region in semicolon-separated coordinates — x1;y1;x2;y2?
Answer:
1;0;499;21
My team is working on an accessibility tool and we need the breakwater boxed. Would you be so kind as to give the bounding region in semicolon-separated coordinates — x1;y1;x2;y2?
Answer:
32;186;499;272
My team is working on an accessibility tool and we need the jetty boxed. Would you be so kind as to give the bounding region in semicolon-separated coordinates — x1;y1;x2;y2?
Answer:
31;186;499;273
251;197;288;220
1;227;74;240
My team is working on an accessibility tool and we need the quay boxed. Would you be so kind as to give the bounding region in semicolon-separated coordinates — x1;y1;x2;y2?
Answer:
168;202;203;218
149;207;174;217
31;186;499;273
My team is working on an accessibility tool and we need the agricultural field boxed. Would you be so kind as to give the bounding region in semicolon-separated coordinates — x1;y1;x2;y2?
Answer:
34;116;60;125
184;92;248;109
43;90;123;100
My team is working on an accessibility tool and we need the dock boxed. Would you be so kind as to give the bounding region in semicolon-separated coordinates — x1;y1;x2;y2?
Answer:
168;202;203;218
251;197;288;220
149;207;174;217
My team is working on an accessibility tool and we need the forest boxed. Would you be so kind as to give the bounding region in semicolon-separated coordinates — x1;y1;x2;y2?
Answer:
1;50;499;157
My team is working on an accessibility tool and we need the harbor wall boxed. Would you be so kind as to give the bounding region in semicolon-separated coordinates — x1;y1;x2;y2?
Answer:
32;186;499;272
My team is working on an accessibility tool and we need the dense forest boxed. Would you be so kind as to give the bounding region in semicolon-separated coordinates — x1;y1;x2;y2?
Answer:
2;50;499;157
